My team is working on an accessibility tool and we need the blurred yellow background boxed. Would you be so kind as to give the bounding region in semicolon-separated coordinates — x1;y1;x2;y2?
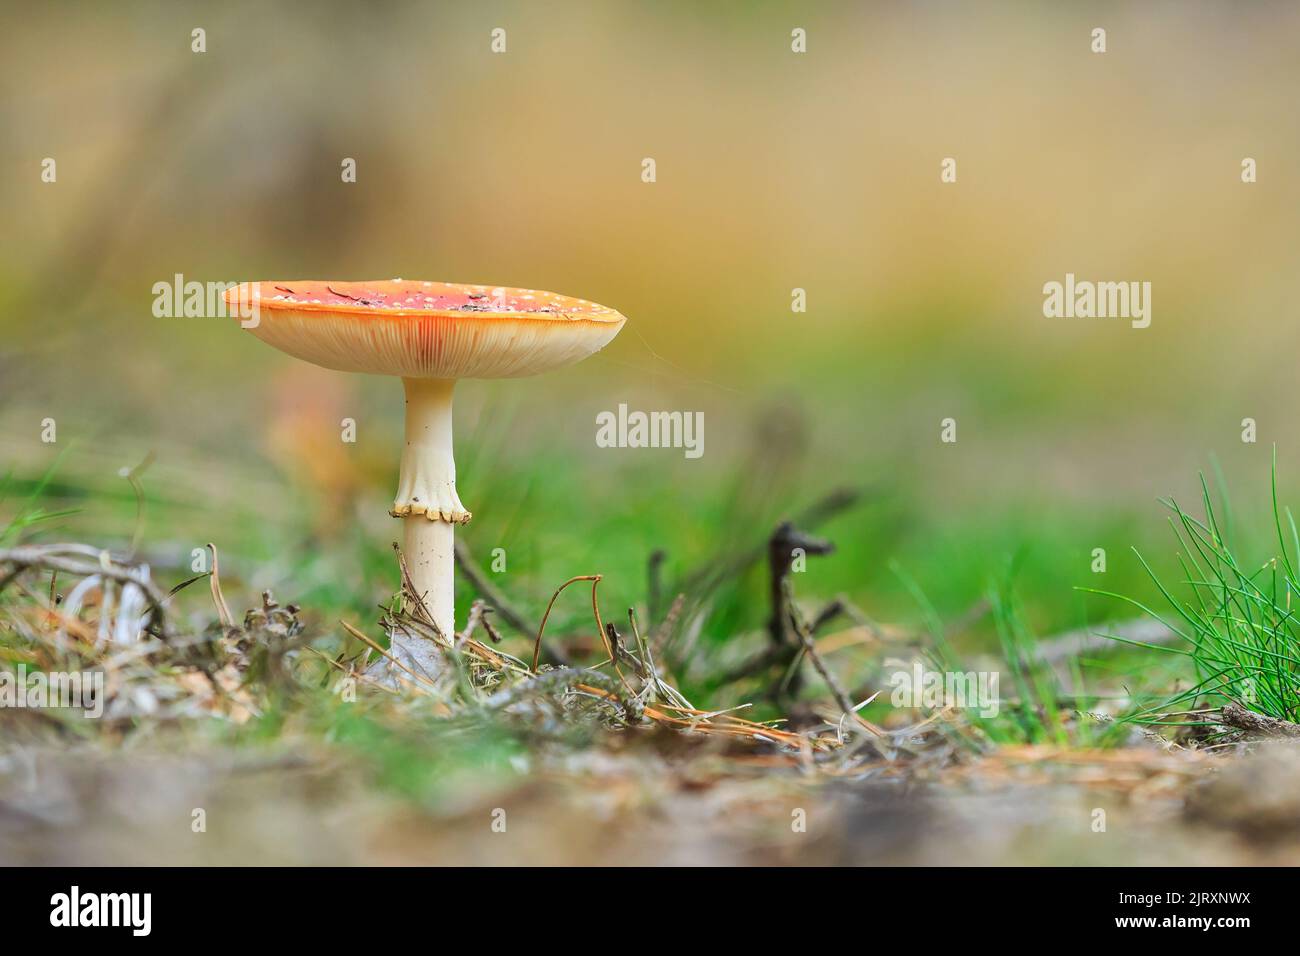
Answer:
3;0;1299;636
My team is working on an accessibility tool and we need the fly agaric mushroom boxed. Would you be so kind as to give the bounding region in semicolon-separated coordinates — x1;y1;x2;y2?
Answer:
224;279;625;674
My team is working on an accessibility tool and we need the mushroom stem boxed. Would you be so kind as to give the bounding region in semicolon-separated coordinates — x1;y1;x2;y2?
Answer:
404;514;455;636
395;377;465;646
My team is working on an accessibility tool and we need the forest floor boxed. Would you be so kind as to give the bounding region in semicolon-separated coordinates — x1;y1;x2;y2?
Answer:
3;531;1299;866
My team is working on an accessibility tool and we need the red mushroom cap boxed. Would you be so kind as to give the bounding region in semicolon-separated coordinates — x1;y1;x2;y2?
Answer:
225;279;625;379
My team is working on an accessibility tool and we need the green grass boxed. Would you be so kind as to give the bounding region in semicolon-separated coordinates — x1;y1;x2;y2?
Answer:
10;433;1281;751
908;561;1129;749
1089;449;1300;726
0;454;80;547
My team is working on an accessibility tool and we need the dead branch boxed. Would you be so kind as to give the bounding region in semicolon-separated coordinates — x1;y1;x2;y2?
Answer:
452;539;532;636
649;592;685;657
480;606;503;643
1218;702;1300;739
809;598;845;632
784;579;861;723
206;543;234;629
767;521;835;648
530;574;619;675
717;641;798;687
457;599;487;647
647;549;667;623
0;544;173;637
392;542;441;637
483;667;629;714
680;487;862;595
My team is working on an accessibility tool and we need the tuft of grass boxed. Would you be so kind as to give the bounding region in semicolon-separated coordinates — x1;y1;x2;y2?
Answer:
0;454;80;548
975;575;1127;748
1088;449;1300;725
894;560;1125;749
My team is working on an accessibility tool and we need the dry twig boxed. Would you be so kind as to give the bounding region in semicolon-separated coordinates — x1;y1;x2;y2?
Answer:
1218;702;1300;739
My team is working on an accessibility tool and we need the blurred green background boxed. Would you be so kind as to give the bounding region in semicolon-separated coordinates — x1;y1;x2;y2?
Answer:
3;1;1299;694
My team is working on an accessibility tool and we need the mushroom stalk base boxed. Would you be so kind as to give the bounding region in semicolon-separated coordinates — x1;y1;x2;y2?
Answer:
392;377;465;664
402;517;454;649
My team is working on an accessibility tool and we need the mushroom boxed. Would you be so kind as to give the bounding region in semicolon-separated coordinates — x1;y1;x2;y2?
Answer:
224;279;626;674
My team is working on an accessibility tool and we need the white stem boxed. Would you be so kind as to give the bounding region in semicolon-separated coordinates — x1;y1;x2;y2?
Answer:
394;377;463;648
403;518;454;643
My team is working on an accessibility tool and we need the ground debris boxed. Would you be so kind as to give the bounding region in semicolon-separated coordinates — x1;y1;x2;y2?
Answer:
1216;702;1300;739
